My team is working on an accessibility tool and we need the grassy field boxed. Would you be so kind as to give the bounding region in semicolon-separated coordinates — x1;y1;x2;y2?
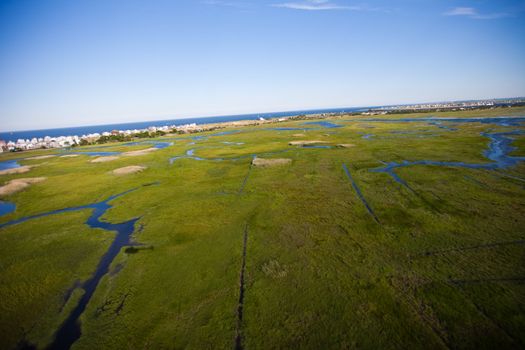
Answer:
1;107;524;349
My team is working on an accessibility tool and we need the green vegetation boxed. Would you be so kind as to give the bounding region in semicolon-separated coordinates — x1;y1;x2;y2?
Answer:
1;107;524;349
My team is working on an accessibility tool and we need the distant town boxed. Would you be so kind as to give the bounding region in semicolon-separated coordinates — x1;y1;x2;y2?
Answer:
0;122;216;153
1;97;524;153
370;97;525;113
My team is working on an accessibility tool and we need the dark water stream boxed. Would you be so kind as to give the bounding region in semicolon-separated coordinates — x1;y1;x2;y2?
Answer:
0;187;145;350
342;163;380;223
302;145;333;149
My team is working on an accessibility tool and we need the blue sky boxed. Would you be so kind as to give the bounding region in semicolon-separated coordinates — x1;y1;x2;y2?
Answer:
1;0;524;131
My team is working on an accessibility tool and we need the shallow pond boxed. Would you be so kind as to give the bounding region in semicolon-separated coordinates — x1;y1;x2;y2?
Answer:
303;121;343;128
0;201;16;217
268;127;307;131
211;130;240;137
122;141;173;149
0;159;22;170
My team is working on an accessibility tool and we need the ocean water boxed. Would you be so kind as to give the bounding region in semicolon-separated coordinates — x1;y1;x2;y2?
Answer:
0;107;365;142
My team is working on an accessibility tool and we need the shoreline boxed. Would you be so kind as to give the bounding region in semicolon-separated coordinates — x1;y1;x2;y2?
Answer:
2;104;525;155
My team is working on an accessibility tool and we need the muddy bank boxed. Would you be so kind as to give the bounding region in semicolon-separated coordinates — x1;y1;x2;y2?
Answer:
0;166;33;176
289;140;328;146
112;165;146;175
252;157;292;167
87;148;159;162
90;156;120;163
337;144;355;148
122;147;158;157
26;155;56;160
0;177;46;196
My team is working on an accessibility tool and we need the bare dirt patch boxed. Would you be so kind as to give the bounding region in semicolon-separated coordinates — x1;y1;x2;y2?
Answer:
0;166;35;176
111;165;146;175
60;154;79;158
288;140;328;146
337;144;356;148
90;156;120;163
26;155;56;160
252;157;292;167
0;177;46;196
122;148;158;157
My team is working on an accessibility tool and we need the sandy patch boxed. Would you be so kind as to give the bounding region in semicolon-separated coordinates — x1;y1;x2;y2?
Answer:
252;157;292;167
288;140;328;146
26;155;56;160
292;133;305;137
336;144;356;148
90;156;120;163
0;166;33;176
122;148;158;157
0;177;46;196
60;154;79;158
112;165;146;175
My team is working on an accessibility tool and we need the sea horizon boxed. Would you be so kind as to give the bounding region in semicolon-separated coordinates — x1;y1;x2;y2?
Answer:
0;106;368;142
2;96;523;142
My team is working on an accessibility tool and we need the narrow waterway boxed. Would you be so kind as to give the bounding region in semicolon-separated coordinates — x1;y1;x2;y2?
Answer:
342;163;380;223
370;131;525;187
0;186;147;350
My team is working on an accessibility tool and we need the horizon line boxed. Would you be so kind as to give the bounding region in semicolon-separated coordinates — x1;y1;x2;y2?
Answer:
1;96;524;134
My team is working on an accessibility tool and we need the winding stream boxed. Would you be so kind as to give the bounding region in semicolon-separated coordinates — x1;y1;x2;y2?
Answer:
169;148;281;164
64;141;173;157
370;131;525;189
0;186;146;350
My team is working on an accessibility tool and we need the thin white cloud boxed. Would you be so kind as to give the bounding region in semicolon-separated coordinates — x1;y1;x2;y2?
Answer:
272;0;359;11
202;0;251;9
444;7;477;16
444;7;510;19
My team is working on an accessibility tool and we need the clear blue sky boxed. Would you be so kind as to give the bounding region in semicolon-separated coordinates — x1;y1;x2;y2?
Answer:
1;0;524;131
